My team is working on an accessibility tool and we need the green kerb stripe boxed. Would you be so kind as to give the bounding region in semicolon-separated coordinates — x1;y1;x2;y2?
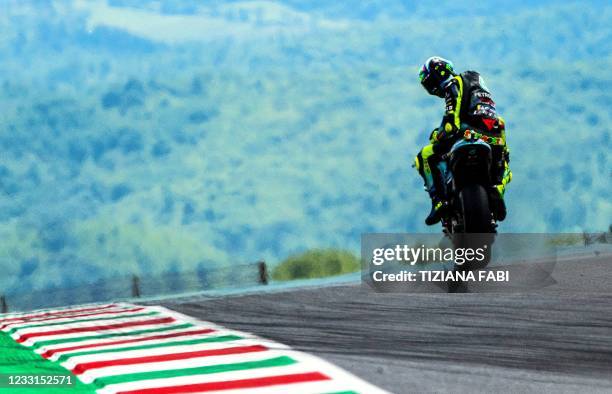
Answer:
8;311;159;334
0;330;96;393
32;323;194;348
58;334;243;362
93;356;296;388
321;391;359;394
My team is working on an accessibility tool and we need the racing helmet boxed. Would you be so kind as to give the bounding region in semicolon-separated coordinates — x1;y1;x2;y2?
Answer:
419;56;456;97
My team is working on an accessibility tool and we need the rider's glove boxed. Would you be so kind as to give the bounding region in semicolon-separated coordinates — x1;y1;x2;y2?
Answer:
428;128;439;143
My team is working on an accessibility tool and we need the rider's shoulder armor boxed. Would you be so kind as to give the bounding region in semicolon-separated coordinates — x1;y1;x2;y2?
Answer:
459;70;498;129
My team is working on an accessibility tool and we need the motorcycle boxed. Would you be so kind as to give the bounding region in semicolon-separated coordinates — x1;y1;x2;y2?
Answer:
436;129;507;273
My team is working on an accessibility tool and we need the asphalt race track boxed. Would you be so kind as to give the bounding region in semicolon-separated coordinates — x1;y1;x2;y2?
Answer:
153;252;612;393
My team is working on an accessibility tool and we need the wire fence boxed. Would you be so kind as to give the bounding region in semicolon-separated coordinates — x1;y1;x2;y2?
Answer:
1;261;269;313
583;228;612;246
2;229;610;313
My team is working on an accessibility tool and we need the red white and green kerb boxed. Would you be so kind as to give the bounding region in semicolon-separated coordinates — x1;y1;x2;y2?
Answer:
1;302;387;394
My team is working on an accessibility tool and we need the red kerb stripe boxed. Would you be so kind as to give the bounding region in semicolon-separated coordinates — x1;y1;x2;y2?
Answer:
1;307;145;330
42;328;216;358
0;304;117;324
16;317;175;343
117;372;330;394
71;344;268;375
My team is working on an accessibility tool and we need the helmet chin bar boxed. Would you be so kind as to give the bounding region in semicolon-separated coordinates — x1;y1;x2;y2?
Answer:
431;84;444;97
422;76;443;97
422;81;443;97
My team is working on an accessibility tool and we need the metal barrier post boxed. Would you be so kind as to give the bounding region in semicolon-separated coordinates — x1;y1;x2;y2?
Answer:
132;275;141;298
1;295;7;313
258;261;268;285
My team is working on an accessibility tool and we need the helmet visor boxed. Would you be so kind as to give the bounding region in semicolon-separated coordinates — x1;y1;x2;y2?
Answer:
420;72;440;96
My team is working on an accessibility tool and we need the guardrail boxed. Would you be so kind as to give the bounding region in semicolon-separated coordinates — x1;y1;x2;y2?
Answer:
1;260;269;313
583;230;612;246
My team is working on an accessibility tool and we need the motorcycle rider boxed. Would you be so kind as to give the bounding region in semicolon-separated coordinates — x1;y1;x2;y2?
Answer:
414;56;512;225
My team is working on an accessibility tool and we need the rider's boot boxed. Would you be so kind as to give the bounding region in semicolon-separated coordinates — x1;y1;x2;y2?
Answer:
424;162;447;225
489;185;507;221
425;195;446;225
416;149;447;226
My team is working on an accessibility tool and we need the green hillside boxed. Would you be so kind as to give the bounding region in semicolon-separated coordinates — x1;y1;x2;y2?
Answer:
0;0;609;303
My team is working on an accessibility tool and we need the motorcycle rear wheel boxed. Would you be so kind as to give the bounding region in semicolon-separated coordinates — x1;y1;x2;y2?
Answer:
459;184;492;233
